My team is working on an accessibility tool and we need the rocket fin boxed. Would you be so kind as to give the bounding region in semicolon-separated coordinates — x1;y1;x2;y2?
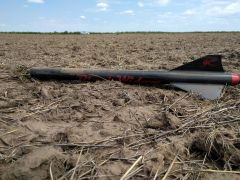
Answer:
171;55;225;99
172;55;224;72
171;83;224;100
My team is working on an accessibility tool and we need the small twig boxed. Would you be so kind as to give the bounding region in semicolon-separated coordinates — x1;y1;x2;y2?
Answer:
54;143;115;148
153;163;162;180
109;156;138;161
78;169;92;179
58;161;90;180
162;155;177;180
196;153;207;180
182;173;191;180
0;129;18;138
120;155;143;180
70;148;83;180
77;160;96;179
125;165;144;179
184;168;240;174
166;93;189;111
20;98;65;121
20;104;59;120
49;161;54;180
97;150;122;167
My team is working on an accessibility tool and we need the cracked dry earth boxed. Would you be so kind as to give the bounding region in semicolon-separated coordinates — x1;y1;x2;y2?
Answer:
0;33;240;179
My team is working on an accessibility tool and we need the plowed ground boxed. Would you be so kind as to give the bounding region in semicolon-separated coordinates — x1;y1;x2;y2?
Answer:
0;33;240;179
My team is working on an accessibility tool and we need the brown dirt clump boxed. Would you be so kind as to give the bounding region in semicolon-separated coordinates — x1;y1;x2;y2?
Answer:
0;33;240;179
2;146;67;180
190;129;240;170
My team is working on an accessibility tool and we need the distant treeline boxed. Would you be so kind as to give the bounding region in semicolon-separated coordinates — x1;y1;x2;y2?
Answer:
0;31;239;35
0;31;87;34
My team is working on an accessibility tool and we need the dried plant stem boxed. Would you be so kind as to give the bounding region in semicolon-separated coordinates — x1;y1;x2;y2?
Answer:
49;161;54;180
162;155;177;180
0;129;18;138
153;163;163;180
125;165;144;179
196;153;207;180
70;148;83;180
58;162;89;180
185;169;240;174
120;156;143;180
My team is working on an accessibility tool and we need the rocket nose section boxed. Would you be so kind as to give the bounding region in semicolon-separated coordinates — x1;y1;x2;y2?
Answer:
231;73;240;86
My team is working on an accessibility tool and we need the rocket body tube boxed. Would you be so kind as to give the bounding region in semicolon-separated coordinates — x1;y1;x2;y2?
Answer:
29;55;240;100
29;68;239;86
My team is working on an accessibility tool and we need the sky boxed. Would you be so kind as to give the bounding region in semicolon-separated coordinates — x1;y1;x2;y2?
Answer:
0;0;240;32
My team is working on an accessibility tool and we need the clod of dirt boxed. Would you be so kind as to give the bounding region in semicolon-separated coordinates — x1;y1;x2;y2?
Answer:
201;173;240;180
145;152;164;173
144;112;180;130
10;65;29;81
144;93;164;103
72;46;80;52
0;100;20;109
14;146;38;158
228;50;240;59
39;86;52;99
144;140;190;175
117;91;131;103
98;161;128;178
113;115;125;123
164;112;181;129
144;116;166;129
2;146;67;180
53;132;69;143
190;131;240;170
111;99;125;106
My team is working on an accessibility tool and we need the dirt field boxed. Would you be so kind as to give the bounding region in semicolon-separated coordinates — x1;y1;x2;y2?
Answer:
0;33;240;179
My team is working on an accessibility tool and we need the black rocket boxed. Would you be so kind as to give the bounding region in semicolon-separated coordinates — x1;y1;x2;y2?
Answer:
30;55;240;100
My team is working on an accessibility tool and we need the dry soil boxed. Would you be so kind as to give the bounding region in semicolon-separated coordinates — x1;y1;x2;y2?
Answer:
0;33;240;179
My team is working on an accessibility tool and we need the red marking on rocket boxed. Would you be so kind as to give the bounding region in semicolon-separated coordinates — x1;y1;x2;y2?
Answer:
231;73;240;86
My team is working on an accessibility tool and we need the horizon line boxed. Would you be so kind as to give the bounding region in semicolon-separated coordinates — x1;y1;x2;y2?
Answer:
1;31;240;34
